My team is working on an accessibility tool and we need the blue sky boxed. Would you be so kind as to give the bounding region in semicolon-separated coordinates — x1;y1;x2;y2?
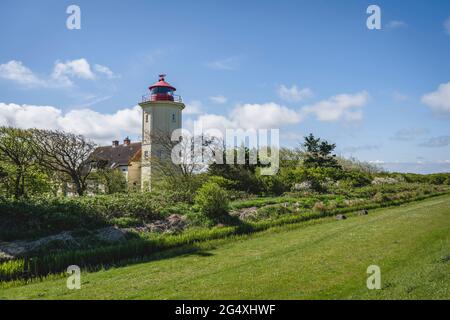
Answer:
1;0;449;173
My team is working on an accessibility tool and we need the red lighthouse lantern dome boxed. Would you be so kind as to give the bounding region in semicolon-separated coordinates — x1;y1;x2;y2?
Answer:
148;74;177;102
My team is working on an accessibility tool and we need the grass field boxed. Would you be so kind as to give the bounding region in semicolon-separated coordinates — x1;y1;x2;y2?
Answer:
1;195;449;300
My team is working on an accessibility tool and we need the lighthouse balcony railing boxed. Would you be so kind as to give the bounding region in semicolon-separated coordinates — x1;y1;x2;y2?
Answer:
141;93;183;103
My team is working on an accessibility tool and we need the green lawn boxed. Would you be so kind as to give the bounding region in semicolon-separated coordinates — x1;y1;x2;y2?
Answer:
1;195;450;300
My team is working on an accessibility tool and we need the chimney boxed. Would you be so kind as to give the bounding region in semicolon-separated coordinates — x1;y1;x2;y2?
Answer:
112;140;119;147
123;137;131;146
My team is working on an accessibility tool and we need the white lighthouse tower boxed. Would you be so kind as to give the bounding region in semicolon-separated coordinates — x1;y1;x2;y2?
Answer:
139;74;185;191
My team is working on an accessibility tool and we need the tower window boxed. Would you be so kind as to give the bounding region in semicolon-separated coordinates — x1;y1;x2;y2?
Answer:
144;151;149;159
145;114;149;123
172;113;176;122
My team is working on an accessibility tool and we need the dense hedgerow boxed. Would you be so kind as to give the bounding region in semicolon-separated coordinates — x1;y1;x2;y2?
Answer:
0;191;190;241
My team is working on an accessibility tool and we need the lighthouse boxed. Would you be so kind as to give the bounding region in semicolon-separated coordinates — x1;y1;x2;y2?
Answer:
139;74;185;191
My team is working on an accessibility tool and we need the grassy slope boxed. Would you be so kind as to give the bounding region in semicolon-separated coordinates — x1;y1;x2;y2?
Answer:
1;195;449;300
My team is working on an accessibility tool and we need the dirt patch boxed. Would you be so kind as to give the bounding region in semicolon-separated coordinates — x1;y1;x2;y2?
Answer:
230;207;258;220
133;214;187;234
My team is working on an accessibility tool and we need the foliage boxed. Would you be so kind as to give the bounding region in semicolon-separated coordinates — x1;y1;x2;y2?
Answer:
194;182;229;219
149;131;218;201
302;133;341;169
339;170;373;188
208;147;263;194
337;156;383;174
90;168;127;194
4;195;450;299
0;190;191;241
32;129;97;196
0;127;37;198
206;175;236;189
256;169;290;195
281;167;338;192
1;191;448;282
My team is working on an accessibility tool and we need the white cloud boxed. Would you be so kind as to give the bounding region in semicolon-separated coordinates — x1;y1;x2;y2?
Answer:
51;58;95;86
193;102;303;133
230;103;302;129
206;56;240;71
386;20;407;29
94;64;117;79
209;95;227;104
190;91;370;135
422;82;450;116
0;102;141;145
184;100;203;115
277;85;313;102
301;91;369;122
444;17;450;35
0;59;116;88
0;60;46;87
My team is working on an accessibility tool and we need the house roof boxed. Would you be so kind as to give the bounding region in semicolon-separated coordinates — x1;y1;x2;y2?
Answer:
90;142;142;168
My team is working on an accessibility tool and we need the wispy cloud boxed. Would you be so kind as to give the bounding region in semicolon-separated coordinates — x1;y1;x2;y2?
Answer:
277;85;313;102
94;64;119;79
184;100;203;115
341;144;380;153
209;95;228;104
206;56;240;71
76;95;113;109
391;128;429;141
419;135;450;148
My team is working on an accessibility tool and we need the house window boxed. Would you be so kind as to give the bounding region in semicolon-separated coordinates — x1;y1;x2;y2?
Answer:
172;113;176;123
145;114;149;123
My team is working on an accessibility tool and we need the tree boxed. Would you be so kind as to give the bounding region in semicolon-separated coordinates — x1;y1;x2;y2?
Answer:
302;133;340;169
0;127;36;198
32;129;96;196
208;147;262;194
91;165;127;194
148;130;219;201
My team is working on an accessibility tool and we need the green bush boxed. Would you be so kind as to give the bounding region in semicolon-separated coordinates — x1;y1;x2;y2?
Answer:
194;182;229;219
256;170;289;196
1;186;448;282
341;170;372;188
206;176;236;189
0;190;189;241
